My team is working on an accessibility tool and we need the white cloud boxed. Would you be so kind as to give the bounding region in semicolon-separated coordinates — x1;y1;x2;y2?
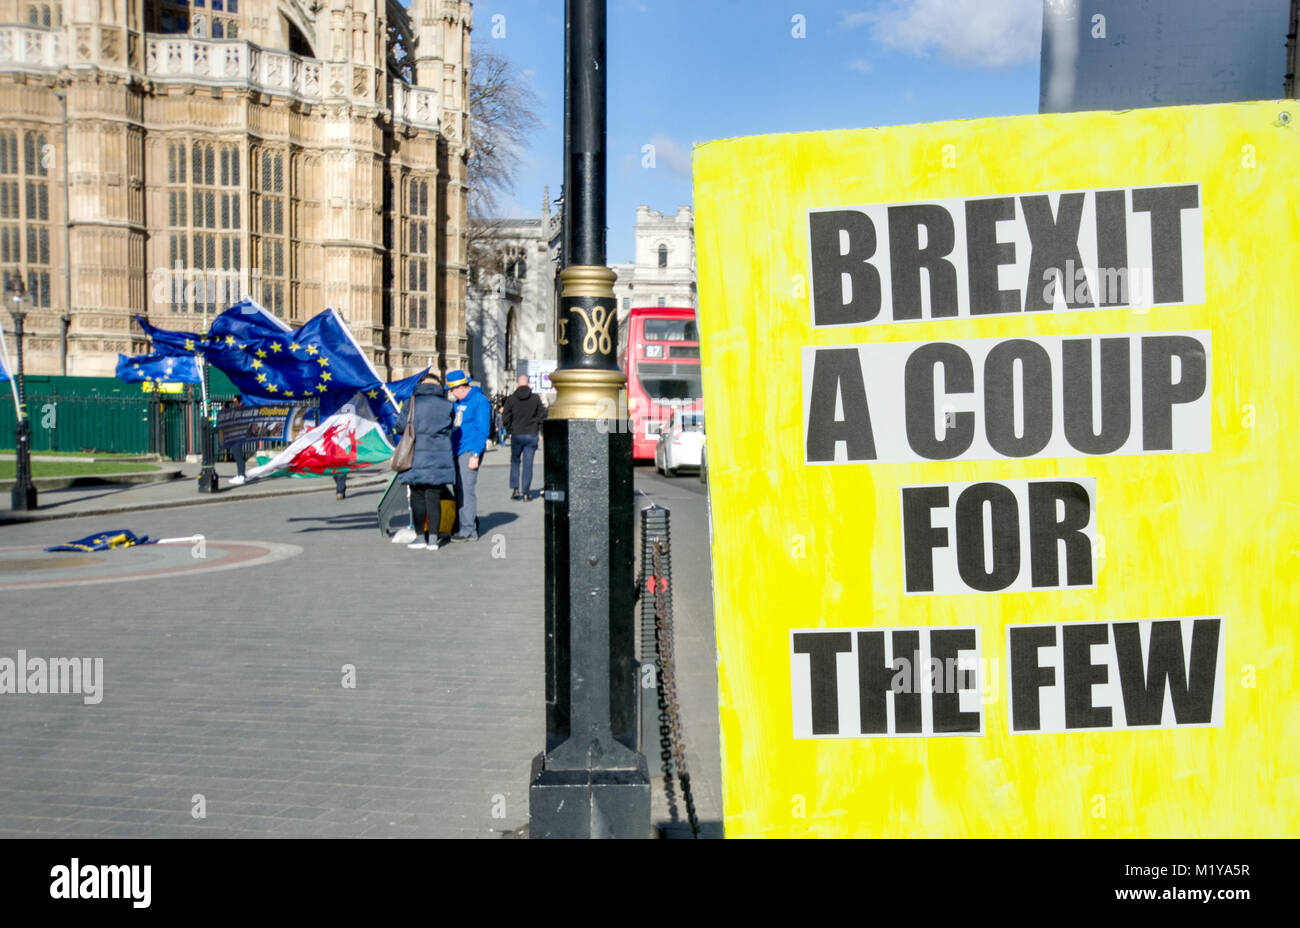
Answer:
844;0;1043;69
849;58;873;73
647;134;693;179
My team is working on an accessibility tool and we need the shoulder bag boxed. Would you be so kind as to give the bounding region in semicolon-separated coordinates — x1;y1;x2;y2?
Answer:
391;396;417;472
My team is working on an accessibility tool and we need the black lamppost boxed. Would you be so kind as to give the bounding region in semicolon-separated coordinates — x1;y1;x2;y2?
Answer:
6;273;37;510
529;0;650;838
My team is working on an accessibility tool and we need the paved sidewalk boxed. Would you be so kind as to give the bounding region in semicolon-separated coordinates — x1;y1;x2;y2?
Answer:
0;443;723;838
0;457;545;838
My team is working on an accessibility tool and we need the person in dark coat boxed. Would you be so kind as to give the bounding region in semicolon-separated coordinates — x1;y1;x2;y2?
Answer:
228;396;250;480
503;375;547;500
395;373;457;550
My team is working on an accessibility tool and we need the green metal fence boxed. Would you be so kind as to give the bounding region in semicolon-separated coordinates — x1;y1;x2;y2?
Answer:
0;393;151;454
2;378;317;461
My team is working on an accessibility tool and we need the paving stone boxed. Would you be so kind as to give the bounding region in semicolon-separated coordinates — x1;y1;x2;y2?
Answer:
0;456;723;836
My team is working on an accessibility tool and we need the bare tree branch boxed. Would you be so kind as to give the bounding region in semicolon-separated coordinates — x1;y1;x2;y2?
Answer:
468;50;542;219
466;50;542;286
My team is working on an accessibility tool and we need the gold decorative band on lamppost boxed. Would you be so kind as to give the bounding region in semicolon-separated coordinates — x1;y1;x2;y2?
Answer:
560;264;618;298
549;367;627;420
551;264;626;420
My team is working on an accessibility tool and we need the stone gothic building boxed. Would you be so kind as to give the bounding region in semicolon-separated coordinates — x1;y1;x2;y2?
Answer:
0;0;473;380
463;186;560;397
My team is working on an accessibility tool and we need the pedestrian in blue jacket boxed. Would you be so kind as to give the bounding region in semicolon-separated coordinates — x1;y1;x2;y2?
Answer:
447;369;491;541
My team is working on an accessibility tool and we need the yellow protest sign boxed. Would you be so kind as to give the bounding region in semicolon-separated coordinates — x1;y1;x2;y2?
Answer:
694;100;1299;837
141;382;184;394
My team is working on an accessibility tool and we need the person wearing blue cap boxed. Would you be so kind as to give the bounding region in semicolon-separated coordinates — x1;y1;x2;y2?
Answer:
446;368;491;541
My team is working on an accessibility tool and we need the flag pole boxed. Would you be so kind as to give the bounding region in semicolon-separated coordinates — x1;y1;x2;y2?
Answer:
0;321;22;419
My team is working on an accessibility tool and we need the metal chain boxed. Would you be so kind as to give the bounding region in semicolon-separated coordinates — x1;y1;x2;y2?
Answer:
637;559;681;820
652;538;699;838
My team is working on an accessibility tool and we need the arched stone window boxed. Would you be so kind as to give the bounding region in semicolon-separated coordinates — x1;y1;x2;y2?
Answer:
403;176;430;328
0;130;52;308
26;3;55;27
657;243;668;268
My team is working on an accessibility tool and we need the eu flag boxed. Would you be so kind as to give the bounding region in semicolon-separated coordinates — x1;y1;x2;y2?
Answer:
203;304;389;406
204;298;291;343
116;352;201;384
135;302;422;428
45;529;157;552
1;325;16;382
133;315;207;356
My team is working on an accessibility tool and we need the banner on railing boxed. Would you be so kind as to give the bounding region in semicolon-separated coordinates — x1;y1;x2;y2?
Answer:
215;404;315;449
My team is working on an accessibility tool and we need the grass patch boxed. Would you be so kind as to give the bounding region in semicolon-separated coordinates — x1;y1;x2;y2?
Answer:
0;449;147;459
0;461;162;479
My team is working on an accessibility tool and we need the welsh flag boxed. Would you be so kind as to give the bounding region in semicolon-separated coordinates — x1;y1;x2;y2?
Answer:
245;402;393;481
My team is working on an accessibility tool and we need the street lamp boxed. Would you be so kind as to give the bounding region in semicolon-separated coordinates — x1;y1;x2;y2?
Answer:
528;0;650;838
6;272;38;510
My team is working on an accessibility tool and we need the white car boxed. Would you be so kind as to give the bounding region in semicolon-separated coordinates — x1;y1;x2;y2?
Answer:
654;410;705;476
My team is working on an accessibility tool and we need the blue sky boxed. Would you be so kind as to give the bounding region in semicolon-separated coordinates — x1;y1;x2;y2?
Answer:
473;0;1043;263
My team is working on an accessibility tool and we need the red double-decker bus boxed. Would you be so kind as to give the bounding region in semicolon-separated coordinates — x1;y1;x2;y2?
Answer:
620;306;702;460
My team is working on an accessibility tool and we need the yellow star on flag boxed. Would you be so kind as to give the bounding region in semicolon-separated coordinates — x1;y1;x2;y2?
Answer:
283;390;294;398
266;383;278;393
289;341;301;352
320;372;332;382
256;349;267;359
256;373;268;384
238;343;246;350
225;336;236;346
306;344;318;356
184;339;195;351
250;359;262;370
367;389;379;399
316;383;327;393
317;357;329;367
270;342;282;353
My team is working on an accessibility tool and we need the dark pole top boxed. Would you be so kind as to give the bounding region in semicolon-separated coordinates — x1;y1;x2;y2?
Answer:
566;0;606;268
562;0;572;269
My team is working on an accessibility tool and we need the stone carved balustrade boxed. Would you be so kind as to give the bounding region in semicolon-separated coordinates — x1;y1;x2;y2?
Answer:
390;81;440;132
144;36;333;104
2;28;442;133
145;35;332;103
0;25;64;72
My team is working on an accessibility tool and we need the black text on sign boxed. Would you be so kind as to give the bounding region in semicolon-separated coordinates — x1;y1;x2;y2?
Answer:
803;332;1210;464
902;478;1096;595
1007;618;1225;733
808;184;1204;326
791;627;984;738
